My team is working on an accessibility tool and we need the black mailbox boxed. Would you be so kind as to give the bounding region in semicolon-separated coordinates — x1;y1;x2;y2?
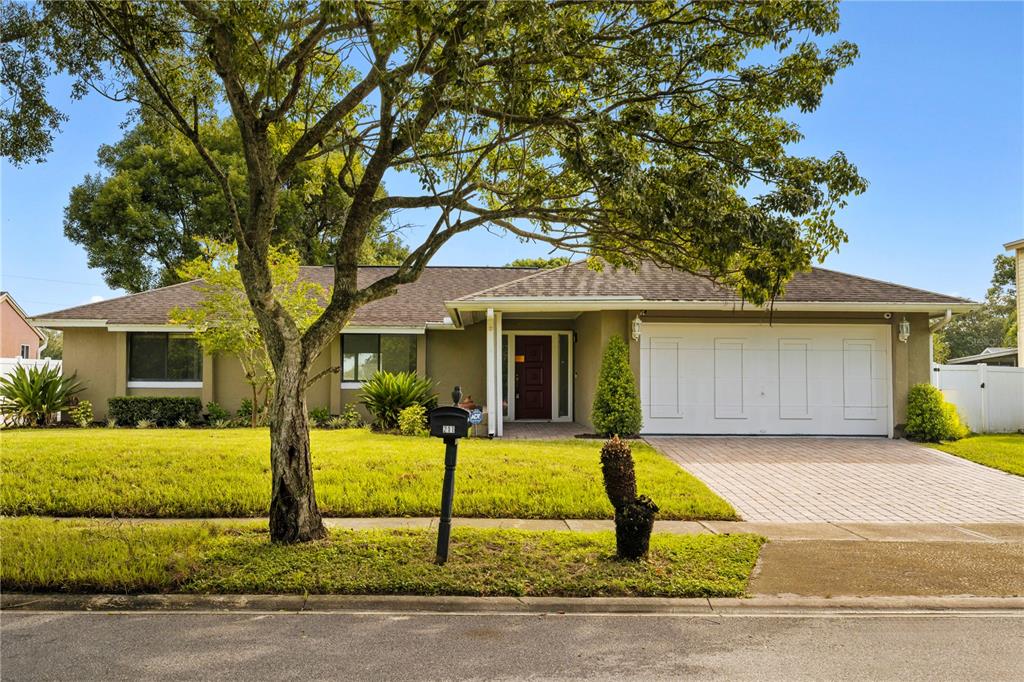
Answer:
428;406;470;440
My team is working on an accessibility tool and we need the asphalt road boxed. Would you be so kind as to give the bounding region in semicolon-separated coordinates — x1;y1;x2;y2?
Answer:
3;610;1023;681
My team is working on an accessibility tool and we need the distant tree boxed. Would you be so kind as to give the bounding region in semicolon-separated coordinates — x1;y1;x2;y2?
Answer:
65;119;408;293
170;241;327;427
931;333;950;364
39;328;62;360
6;1;864;542
938;254;1017;359
507;257;571;269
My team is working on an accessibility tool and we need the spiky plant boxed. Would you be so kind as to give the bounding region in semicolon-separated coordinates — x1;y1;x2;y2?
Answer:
0;363;83;427
135;419;153;429
359;372;437;431
600;436;637;510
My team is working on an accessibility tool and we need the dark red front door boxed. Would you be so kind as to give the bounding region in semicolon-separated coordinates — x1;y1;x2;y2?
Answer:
515;336;552;419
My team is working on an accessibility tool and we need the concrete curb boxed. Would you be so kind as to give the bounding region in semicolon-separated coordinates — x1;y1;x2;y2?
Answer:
3;593;1022;615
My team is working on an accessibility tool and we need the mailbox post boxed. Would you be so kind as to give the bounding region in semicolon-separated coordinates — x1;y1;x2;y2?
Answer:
428;387;470;564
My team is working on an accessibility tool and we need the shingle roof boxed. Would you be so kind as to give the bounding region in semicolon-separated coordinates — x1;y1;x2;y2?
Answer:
34;266;537;326
456;261;972;305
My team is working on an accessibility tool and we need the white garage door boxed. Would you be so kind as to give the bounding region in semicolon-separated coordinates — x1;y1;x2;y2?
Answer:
639;324;891;436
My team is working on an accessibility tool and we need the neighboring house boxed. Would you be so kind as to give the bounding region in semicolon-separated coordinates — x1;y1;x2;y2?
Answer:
31;262;974;437
1;292;46;359
947;347;1018;367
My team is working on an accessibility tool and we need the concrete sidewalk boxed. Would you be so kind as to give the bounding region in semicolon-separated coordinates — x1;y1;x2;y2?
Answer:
42;516;1024;544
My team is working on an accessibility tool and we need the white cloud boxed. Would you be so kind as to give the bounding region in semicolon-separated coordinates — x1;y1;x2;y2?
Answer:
88;295;104;304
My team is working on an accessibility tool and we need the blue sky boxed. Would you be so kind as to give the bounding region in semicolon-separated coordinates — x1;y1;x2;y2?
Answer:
1;1;1021;316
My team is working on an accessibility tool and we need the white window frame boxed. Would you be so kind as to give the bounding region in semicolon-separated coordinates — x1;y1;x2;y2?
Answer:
19;344;30;359
503;330;574;422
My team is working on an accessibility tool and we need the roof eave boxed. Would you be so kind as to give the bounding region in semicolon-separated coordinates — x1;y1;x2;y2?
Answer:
446;299;978;315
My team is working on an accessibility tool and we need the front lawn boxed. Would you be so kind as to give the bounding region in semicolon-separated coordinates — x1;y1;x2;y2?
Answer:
0;517;763;597
0;428;736;520
933;434;1024;476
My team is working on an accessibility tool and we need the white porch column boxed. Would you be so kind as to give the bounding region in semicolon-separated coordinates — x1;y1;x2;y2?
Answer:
495;311;503;437
486;308;496;437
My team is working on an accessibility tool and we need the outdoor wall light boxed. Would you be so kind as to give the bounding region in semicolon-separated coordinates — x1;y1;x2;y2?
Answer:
898;316;911;343
631;314;643;341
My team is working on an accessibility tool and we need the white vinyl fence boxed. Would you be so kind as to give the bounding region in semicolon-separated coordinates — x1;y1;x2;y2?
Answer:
0;356;62;379
932;363;1024;433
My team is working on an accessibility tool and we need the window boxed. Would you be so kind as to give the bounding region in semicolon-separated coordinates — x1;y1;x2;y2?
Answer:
342;334;417;382
20;344;30;359
128;333;202;382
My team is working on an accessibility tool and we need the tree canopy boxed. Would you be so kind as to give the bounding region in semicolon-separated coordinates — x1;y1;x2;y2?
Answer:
506;257;571;269
3;0;866;542
65;119;408;292
937;254;1017;360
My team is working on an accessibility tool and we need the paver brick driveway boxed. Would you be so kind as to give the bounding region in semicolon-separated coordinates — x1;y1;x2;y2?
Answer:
648;437;1024;523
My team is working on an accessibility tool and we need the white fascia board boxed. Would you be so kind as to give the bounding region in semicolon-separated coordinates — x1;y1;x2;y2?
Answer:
446;299;979;314
105;325;195;333
28;318;109;328
126;381;203;389
1004;238;1024;251
341;325;426;335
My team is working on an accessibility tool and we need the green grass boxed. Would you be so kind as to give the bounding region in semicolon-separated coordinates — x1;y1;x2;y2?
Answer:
0;517;764;597
933;434;1024;476
0;428;736;520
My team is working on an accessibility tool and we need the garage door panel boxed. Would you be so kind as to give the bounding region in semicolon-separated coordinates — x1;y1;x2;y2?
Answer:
640;324;890;436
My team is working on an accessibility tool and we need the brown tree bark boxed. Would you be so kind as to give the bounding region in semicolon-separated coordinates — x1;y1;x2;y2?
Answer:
267;350;327;543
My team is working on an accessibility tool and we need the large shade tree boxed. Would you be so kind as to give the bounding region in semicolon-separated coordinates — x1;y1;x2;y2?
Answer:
65;118;409;292
3;0;865;543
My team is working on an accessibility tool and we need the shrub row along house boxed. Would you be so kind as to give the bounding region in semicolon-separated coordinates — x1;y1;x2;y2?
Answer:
31;261;973;437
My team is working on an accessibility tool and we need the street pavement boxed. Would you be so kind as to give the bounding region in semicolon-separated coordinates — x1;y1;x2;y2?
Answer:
3;610;1023;681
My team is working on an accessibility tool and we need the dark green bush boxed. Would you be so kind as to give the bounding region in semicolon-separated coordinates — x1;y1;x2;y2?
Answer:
360;371;437;431
905;383;969;442
108;397;203;427
592;335;642;437
614;495;659;560
205;401;231;422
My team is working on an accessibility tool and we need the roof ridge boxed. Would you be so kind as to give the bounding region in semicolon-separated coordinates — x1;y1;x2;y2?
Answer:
809;266;973;303
452;260;585;300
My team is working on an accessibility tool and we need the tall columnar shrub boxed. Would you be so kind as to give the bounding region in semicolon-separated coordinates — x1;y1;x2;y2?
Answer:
592;335;642;437
905;383;969;442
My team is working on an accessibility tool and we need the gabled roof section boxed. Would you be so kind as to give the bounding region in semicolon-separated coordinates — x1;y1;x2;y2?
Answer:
1;291;47;340
454;261;973;306
32;266;537;328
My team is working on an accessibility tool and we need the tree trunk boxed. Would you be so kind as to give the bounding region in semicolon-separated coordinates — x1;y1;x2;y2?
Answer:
268;354;326;543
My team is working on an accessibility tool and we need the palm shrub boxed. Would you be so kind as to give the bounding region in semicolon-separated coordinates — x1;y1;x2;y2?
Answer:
599;436;658;561
360;371;437;431
905;383;969;442
0;364;83;427
592;335;642;437
600;436;637;509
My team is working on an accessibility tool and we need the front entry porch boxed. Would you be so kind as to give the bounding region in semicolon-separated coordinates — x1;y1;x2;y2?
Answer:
480;310;576;437
501;421;588;440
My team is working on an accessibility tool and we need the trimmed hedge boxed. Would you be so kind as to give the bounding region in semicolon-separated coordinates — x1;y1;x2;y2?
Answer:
108;396;203;427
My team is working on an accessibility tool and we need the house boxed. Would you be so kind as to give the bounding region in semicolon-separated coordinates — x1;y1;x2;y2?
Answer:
30;262;973;437
1005;237;1023;357
1;292;46;359
947;347;1018;367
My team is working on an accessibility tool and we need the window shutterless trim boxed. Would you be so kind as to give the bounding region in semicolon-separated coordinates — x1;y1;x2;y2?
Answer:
126;381;203;389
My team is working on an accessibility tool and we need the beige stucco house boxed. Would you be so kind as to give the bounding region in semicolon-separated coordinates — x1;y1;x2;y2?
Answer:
31;262;973;437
